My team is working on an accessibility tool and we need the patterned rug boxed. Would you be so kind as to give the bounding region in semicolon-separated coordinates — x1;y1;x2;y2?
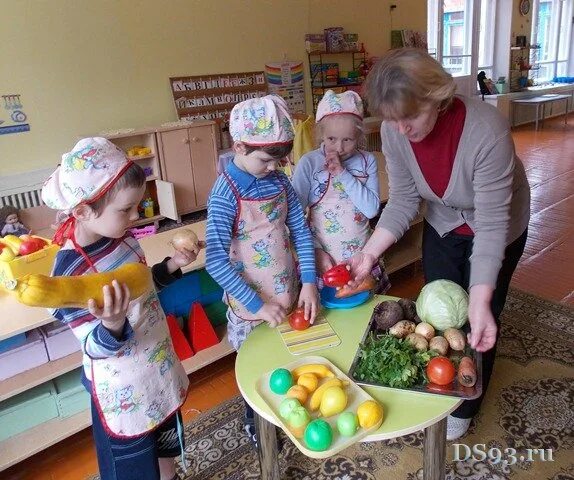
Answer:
93;290;574;479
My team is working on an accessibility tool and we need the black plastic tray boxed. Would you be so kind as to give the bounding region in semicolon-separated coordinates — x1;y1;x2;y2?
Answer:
348;312;483;400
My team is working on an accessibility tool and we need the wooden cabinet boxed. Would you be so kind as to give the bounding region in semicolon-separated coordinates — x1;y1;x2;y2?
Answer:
157;121;219;217
105;129;178;227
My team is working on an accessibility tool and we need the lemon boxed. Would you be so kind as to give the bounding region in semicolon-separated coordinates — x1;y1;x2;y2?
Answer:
356;400;384;428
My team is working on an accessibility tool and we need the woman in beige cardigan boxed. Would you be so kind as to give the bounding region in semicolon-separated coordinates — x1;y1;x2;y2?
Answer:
348;48;530;440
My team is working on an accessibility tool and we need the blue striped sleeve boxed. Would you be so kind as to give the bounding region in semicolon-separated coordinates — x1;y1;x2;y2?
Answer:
282;174;317;284
205;177;263;313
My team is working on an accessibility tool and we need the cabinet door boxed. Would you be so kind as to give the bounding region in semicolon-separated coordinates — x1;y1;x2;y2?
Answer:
158;129;197;214
156;180;178;221
188;124;218;208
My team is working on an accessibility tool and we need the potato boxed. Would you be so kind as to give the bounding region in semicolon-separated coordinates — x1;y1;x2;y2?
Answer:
443;328;466;351
388;320;416;338
429;336;449;356
414;322;435;341
406;333;428;352
171;228;199;253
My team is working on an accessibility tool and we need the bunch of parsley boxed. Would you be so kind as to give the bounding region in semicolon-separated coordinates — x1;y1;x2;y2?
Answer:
353;333;435;388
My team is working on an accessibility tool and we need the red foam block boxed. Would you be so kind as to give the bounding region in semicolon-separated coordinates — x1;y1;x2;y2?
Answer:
166;314;194;360
187;302;219;352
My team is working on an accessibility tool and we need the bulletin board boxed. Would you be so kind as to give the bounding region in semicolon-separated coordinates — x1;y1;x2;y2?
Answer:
169;71;268;148
265;61;306;114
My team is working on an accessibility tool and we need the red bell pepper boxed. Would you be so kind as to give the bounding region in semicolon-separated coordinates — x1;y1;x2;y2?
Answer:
322;264;351;288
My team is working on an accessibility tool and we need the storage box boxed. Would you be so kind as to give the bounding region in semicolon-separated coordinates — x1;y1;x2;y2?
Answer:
305;33;326;53
0;329;48;381
343;33;359;51
53;368;90;418
39;321;81;361
0;237;59;285
324;27;346;53
0;380;58;441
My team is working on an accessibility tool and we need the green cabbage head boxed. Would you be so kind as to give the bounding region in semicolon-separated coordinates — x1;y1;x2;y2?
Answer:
416;279;468;330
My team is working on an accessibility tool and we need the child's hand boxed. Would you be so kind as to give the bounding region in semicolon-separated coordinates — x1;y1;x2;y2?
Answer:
88;280;131;336
168;241;205;271
325;152;344;176
258;302;287;328
315;248;335;275
298;283;319;325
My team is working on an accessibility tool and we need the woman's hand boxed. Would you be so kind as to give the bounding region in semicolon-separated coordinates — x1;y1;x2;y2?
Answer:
88;280;131;336
345;251;378;288
315;248;335;275
467;285;497;352
325;152;344;176
298;283;319;324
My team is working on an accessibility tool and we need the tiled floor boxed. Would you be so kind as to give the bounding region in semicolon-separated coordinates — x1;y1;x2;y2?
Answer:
3;114;572;480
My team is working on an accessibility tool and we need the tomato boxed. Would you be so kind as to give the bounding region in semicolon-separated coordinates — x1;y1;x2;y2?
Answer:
322;264;351;288
289;308;310;331
426;356;456;386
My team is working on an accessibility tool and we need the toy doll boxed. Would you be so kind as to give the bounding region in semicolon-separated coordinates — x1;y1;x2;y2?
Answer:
0;206;30;237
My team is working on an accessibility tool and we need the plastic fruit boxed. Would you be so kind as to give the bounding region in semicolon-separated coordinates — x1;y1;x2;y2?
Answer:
322;264;351;288
286;385;308;403
297;373;319;393
279;398;301;419
291;364;334;380
2;235;22;255
288;307;310;331
319;386;347;417
309;378;349;411
0;247;16;262
18;239;43;256
304;419;333;451
269;368;293;394
337;412;359;437
286;405;311;438
357;400;384;428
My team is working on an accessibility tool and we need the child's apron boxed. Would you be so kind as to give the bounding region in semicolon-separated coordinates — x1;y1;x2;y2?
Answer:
308;152;372;263
223;173;298;349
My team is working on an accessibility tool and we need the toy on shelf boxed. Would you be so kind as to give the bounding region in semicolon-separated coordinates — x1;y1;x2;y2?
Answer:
0;206;30;237
166;314;194;361
187;302;219;353
126;146;152;157
129;225;157;239
142;198;155;218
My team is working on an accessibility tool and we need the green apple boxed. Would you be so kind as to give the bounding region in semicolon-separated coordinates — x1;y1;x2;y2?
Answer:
304;419;333;451
286;405;311;438
269;368;293;394
337;411;359;437
279;398;301;419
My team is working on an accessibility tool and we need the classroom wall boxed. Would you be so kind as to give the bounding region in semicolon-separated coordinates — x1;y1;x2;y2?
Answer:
0;0;425;176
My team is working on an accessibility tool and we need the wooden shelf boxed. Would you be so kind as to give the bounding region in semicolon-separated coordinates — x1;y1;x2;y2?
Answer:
0;409;92;471
132;215;163;227
0;351;82;402
384;222;423;274
145;175;159;182
127;153;155;161
180;326;234;374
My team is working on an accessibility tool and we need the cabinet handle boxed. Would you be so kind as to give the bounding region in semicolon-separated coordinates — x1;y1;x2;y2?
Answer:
183;138;190;144
191;137;200;142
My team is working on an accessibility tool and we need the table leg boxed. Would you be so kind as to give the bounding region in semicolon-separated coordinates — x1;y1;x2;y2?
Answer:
423;417;447;480
254;412;280;480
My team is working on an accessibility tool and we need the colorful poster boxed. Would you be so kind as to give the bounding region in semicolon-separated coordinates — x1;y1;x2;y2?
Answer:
265;61;306;114
0;94;30;135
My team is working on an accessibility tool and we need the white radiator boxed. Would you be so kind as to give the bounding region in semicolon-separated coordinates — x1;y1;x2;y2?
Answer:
0;168;52;209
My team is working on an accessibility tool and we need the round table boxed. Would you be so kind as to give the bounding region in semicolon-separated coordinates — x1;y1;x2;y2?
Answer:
236;295;462;479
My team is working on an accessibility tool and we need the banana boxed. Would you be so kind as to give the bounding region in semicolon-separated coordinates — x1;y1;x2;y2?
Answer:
291;364;335;380
2;235;22;255
309;378;349;411
0;247;16;262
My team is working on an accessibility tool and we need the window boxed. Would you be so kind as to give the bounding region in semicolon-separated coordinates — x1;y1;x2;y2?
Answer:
478;0;497;80
531;0;573;82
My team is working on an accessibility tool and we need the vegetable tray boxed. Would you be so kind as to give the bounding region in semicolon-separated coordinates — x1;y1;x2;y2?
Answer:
255;355;383;459
348;314;483;400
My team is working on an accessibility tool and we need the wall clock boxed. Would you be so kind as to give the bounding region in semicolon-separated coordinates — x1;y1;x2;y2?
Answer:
519;0;531;16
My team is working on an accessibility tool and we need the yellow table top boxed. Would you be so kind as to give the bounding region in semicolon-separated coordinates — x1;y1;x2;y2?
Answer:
235;295;462;441
0;221;207;341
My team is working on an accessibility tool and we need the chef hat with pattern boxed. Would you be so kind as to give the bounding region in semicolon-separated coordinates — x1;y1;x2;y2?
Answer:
42;137;132;212
315;89;364;123
229;95;295;146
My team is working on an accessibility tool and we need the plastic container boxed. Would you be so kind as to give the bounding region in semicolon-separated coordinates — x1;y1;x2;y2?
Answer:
39;321;80;361
53;368;90;418
0;237;59;285
0;381;58;441
0;329;49;381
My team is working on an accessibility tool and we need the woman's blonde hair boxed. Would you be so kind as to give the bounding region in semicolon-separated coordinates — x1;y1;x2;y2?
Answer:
364;48;456;120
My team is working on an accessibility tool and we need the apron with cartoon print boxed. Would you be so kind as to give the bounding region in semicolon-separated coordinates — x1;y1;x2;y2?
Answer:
223;172;298;350
308;152;372;263
87;242;189;438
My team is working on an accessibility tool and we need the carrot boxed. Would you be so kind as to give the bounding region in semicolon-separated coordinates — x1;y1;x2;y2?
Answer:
457;356;477;387
335;275;376;298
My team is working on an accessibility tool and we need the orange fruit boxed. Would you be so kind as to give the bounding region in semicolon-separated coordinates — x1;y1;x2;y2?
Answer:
286;385;309;403
297;373;319;393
